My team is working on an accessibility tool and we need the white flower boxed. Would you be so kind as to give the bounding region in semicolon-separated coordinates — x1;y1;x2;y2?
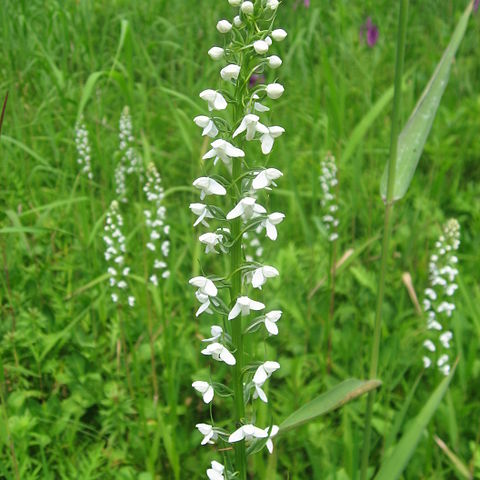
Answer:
271;28;287;41
195;291;213;317
259;126;285;154
228;296;265;320
423;356;432;368
199;90;228;111
266;83;284;99
128;296;135;307
216;20;232;34
229;0;242;5
193;177;227;199
266;0;279;10
267;55;282;69
203;139;245;167
228;424;268;443
440;331;453;348
253;40;269;54
220;64;241;81
199;232;224;254
264;310;282;335
233;114;268;141
241;1;254;14
253;361;280;402
423;339;436;352
202;325;223;342
189;203;214;227
196;423;218;445
437;354;449;367
233;15;243;27
226;197;266;221
189;276;218;297
207;461;225;480
208;46;225;60
193;116;218;138
264;425;279;454
251;265;280;289
252;93;270;113
252;168;283;190
192;381;214;404
201;342;236;366
261;212;285;240
265;36;272;46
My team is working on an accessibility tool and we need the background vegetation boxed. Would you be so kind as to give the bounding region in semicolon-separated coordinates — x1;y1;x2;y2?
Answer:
0;0;479;478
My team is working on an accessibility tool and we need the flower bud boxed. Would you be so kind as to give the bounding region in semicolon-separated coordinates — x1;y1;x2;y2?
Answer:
216;20;232;33
267;55;282;69
241;1;254;14
233;15;243;27
253;40;269;54
266;83;284;99
229;0;242;5
265;36;272;46
220;64;241;81
208;46;225;60
271;29;287;41
267;0;279;10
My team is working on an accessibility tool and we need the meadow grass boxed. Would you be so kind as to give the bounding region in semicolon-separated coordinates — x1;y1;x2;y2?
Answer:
1;0;479;478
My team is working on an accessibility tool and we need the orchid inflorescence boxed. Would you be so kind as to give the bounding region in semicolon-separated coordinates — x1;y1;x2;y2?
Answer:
103;200;135;308
422;218;460;375
144;163;170;286
190;1;286;477
319;152;339;242
74;116;94;180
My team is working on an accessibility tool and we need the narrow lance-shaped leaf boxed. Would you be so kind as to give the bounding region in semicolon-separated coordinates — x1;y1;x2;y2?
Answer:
374;362;457;480
279;379;381;434
380;1;473;201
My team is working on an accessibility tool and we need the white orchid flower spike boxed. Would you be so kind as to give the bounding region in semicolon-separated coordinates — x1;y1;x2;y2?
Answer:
192;381;214;404
201;342;236;366
251;265;280;289
226;197;266;221
228;296;265;320
228;424;268;443
199;90;228;111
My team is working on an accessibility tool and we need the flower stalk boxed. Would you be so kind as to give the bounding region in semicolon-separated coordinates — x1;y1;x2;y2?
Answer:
360;1;409;478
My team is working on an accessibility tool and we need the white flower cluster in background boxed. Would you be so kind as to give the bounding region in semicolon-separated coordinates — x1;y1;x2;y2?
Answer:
422;218;460;375
190;1;287;476
115;106;144;202
103;200;135;308
143;163;170;286
74;117;94;180
319;152;339;242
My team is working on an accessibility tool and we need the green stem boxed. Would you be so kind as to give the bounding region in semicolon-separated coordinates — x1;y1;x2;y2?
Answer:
360;1;409;479
231;139;247;480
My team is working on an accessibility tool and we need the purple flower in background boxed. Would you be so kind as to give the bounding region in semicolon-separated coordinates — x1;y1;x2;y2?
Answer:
360;17;379;48
249;74;265;88
474;0;479;13
293;0;310;10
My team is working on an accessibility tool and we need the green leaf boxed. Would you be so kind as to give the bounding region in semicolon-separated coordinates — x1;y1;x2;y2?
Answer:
77;71;106;121
380;1;473;201
279;379;381;434
374;362;457;480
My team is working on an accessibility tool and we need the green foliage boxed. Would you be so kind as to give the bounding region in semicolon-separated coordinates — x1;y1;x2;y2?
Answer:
0;0;479;478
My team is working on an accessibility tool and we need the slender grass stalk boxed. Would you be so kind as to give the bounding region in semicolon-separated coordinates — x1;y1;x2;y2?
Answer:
360;1;409;478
